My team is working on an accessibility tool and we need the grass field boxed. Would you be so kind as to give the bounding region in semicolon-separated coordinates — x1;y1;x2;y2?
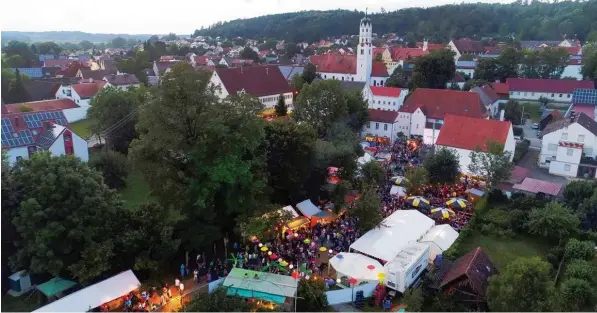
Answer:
118;169;153;209
456;232;551;270
69;119;94;139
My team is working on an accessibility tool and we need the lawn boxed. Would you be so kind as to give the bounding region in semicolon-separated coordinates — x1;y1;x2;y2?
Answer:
456;232;551;270
69;119;94;139
520;102;541;122
118;169;153;209
1;294;40;312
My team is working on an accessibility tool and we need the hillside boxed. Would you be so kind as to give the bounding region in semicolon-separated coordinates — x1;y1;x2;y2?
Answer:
0;31;155;43
194;1;597;43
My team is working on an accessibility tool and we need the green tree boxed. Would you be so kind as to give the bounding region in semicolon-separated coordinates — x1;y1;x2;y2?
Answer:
291;74;306;92
258;40;277;51
560;278;596;311
413;49;456;89
237;207;293;240
564;238;596;261
424;147;460;184
284;42;301;57
274;94;288;117
89;150;129;189
4;55;26;68
240;46;259;62
448;82;461;90
360;161;385;187
264;120;316;204
487;257;560;312
116;50;151;85
221;41;233;48
520;50;541;78
458;54;474;61
109;37;127;48
385;65;407;88
233;38;247;46
297;278;328;312
293;80;350;136
9;153;123;283
538;47;570;79
130;63;268;253
163;33;179;41
185;288;256;311
503;100;523;125
581;43;597;80
35;41;63;55
4;40;34;61
404;166;428;195
2;68;31;104
564;180;597;209
468;140;514;188
408;72;425;92
496;46;522;82
302;63;317;84
474;58;500;82
78;40;95;50
565;259;597;283
88;86;140;153
527;202;580;243
401;288;423;312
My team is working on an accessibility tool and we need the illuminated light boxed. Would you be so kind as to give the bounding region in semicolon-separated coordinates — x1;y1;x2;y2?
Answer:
294;233;298;237
336;278;341;284
278;258;283;262
289;264;294;269
305;275;310;280
329;249;333;254
267;251;272;256
258;243;263;247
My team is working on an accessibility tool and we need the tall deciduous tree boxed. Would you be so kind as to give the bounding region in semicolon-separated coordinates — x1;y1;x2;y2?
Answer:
560;278;596;311
565;259;597;283
237;207;293;240
538;47;570;79
360;161;385;187
405;166;429;195
424;147;460;184
503;100;523;125
88;86;140;153
474;58;500;82
385;65;407;88
9;153;123;283
412;49;456;89
487;257;560;312
496;46;522;82
581;43;597;80
35;41;62;55
297;278;328;311
274;93;288;117
110;37;127;48
401;288;423;312
468;140;514;188
293;80;350;136
352;186;383;232
302;63;317;84
520;50;541;78
78;40;95;50
564;238;595;261
526;202;580;243
89;150;129;189
185;288;257;312
240;46;259;62
564;180;597;211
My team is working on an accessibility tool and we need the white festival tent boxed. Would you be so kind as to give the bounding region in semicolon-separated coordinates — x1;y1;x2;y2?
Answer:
349;210;435;262
295;199;321;217
281;205;299;218
329;253;384;281
357;152;374;165
390;186;407;198
419;224;460;260
33;270;141;312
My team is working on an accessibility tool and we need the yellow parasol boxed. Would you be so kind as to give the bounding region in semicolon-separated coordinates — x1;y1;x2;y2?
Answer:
319;247;328;252
260;246;269;252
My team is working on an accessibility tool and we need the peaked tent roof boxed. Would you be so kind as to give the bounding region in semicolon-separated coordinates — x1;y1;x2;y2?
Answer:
420;224;459;251
400;88;487;119
295;199;321;217
436;115;511;151
215;66;292;97
440;247;497;297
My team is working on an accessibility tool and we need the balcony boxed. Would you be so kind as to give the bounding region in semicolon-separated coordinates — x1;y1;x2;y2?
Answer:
580;155;597;166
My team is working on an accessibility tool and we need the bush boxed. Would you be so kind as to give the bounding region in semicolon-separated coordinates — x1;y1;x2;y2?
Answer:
89;150;129;189
513;126;524;137
513;140;530;163
18;105;33;112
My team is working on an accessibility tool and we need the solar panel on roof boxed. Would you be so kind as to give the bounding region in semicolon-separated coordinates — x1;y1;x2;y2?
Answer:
572;88;597;105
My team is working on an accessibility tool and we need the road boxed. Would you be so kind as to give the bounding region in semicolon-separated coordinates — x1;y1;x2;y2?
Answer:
521;119;541;150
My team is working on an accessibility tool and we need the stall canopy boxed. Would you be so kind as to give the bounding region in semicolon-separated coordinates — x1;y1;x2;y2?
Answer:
223;268;297;304
330;253;383;281
33;270;141;312
357;153;374;165
349;210;435;262
419;225;459;260
390;186;407;197
512;178;563;196
296;199;321;217
36;277;77;298
281;205;299;218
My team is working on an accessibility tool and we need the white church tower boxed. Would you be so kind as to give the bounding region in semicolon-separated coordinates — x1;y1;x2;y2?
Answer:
356;14;373;83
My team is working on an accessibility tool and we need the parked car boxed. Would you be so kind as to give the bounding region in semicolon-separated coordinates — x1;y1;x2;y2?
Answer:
537;131;542;138
532;123;539;129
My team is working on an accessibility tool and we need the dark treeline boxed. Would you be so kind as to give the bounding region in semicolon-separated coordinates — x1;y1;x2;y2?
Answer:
194;1;597;43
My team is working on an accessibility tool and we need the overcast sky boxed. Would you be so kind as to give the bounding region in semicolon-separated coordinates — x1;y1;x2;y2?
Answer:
2;0;511;34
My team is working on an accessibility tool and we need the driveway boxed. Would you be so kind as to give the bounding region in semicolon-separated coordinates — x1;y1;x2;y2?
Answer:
520;119;541;150
517;150;570;186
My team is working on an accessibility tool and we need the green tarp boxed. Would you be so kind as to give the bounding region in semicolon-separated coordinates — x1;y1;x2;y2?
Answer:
36;277;77;297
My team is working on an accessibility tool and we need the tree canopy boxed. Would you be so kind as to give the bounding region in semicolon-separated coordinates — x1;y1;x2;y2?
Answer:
424;147;460;184
468;140;514;188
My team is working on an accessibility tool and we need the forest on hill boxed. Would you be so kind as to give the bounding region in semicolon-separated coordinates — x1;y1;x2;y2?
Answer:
1;31;154;43
194;1;597;43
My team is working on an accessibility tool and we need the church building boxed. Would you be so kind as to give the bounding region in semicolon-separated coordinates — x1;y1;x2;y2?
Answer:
309;16;389;86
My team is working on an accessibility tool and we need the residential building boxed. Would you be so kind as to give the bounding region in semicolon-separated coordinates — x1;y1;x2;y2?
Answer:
76;69;112;82
491;82;509;101
278;65;304;81
507;78;595;103
55;80;106;112
560;56;583;80
362;109;400;142
570;88;597;120
470;85;500;118
103;74;141;90
388;47;428;69
435;115;515;175
210;66;293;109
447;39;485;60
539;112;597;178
4;98;85;123
455;61;476;79
153;61;180;80
362;86;408;111
1;110;89;164
396;88;487;144
22;80;61;102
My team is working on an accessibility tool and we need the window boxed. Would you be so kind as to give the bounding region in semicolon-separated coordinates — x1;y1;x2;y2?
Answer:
531;93;535;96
378;101;381;104
416;124;419;129
373;80;377;86
524;92;527;96
510;92;513;95
32;130;38;135
76;100;79;103
384;124;388;131
548;143;557;151
361;49;364;54
369;50;371;55
383;101;386;104
375;123;379;130
561;133;568;140
578;135;585;142
567;94;571;98
551;93;555;97
517;92;520;95
585;148;593;156
351;77;354;81
342;77;344;81
324;75;327;79
559;94;563;98
564;164;571;171
567;148;574;156
62;89;65;94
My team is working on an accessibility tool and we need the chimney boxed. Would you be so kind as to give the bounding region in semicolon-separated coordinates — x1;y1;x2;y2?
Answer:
499;109;505;121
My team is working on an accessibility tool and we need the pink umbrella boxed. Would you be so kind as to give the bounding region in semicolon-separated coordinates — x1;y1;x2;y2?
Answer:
348;278;358;285
269;253;278;260
367;265;376;270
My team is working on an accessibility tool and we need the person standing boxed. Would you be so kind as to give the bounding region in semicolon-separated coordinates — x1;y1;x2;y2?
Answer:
193;268;198;282
180;264;186;278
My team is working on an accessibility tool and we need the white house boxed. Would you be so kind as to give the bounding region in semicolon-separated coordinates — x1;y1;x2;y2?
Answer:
362;86;408;111
362;109;400;143
455;61;477;79
435;114;515;175
539;113;597;178
396;88;488;144
103;74;141;90
55;81;106;121
309;16;389;86
210;66;294;109
507;78;595;103
1;111;89;164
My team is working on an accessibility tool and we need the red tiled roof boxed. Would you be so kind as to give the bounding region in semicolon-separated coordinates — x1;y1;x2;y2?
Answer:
59;61;90;78
367;109;399;123
451;39;485;53
568;58;583;65
214;66;292;97
507;78;595;94
479;85;500;103
390;48;428;62
511;166;530;183
71;81;106;99
194;55;209;65
1;111;72;148
436;115;511;151
491;82;509;95
426;44;445;52
43;59;74;70
369;86;402;98
565;47;581;55
440;247;497;297
310;54;388;77
400;88;487;119
371;62;389;77
4;99;79;113
512;177;563;196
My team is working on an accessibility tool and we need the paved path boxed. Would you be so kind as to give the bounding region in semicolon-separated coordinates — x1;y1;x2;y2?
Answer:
156;278;208;312
331;303;362;312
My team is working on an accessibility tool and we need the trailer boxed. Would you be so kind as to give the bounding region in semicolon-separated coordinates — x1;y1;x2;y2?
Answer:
383;243;430;293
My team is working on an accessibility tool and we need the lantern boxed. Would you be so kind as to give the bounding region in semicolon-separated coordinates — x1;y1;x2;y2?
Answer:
336;278;341;284
258;243;263;248
305;275;310;280
348;278;358;285
319;247;327;252
260;246;268;252
329;249;333;254
289;264;294;269
278;258;283;263
267;251;272;256
367;265;375;270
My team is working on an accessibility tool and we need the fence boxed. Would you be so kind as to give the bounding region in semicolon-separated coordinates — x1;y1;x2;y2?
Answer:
324;282;378;305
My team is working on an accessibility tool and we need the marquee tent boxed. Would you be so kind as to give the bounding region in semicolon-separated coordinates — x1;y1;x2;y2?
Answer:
33;270;140;312
349;210;435;262
330;253;383;281
390;186;407;197
223;268;297;304
296;199;321;217
281;205;299;218
419;224;459;260
357;153;374;165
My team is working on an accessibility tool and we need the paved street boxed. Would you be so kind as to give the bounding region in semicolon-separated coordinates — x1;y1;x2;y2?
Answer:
520;119;541;150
